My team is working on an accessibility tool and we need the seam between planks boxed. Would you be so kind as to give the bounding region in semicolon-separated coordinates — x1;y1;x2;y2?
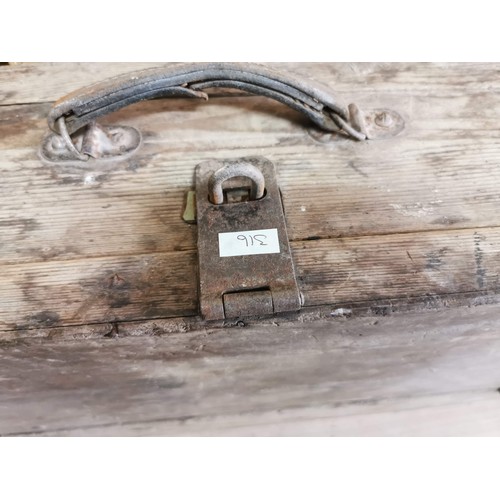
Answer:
2;289;499;337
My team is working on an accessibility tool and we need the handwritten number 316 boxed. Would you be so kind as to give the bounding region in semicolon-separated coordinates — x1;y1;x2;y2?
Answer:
237;234;267;247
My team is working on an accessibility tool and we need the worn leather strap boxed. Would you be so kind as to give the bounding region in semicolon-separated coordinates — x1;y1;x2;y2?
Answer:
48;63;366;140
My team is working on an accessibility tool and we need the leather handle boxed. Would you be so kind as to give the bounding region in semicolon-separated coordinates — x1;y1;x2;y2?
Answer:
50;63;367;138
43;63;369;162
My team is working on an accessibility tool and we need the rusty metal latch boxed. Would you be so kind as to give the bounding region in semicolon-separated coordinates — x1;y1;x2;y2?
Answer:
195;156;301;320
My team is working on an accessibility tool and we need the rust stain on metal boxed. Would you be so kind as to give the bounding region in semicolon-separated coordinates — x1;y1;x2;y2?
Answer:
208;162;265;205
196;156;301;320
40;121;141;163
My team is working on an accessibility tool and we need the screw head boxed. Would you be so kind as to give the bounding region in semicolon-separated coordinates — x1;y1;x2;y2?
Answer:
375;112;394;128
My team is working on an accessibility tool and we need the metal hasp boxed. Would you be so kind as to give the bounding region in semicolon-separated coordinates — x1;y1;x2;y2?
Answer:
196;156;301;320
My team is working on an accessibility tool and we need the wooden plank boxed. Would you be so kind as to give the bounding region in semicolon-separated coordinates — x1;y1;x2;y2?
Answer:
2;62;500;105
1;303;500;436
0;252;198;332
1;227;500;333
295;227;500;304
40;393;500;437
0;63;159;105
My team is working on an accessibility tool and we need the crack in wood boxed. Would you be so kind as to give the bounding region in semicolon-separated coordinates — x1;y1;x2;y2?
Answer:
474;232;486;289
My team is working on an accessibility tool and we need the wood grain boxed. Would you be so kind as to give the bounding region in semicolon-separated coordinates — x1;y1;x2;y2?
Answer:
2;91;500;268
1;304;499;436
2;62;500;437
2;227;499;334
2;63;500;333
1;251;198;332
0;63;159;106
2;62;500;105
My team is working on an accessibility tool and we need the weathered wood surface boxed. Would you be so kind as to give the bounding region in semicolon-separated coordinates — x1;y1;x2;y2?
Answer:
2;62;500;334
2;62;500;105
1;228;499;333
1;304;499;436
2;63;500;437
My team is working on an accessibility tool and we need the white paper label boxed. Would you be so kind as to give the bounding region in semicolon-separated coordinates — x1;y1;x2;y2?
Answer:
218;228;280;257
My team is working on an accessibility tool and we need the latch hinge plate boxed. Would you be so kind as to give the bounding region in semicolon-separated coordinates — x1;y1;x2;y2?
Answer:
195;156;301;320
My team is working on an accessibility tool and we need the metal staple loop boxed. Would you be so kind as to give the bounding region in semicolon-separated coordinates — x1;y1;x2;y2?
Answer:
208;162;266;205
55;117;89;161
329;109;367;141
